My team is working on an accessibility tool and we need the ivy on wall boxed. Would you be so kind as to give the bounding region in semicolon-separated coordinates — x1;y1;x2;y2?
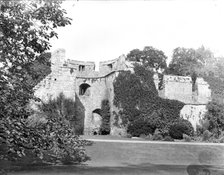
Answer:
99;99;111;135
203;76;224;105
113;64;185;135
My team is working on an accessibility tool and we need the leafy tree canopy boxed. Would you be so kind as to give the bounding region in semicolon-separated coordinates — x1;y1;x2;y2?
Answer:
166;46;224;104
0;0;71;117
0;0;94;165
126;46;167;71
166;46;218;77
166;47;205;76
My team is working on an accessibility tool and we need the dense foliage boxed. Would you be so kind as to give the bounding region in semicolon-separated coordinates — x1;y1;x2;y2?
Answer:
27;52;51;87
36;93;92;164
168;119;194;139
166;47;204;76
203;76;224;104
204;101;224;137
127;118;154;137
166;46;215;77
0;0;90;166
126;46;167;71
113;64;185;137
99;100;111;135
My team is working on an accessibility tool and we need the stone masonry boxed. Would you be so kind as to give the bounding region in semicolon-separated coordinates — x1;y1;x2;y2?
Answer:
34;49;211;135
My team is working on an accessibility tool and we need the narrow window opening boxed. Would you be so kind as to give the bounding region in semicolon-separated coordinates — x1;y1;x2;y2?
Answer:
70;68;74;74
108;64;113;70
79;65;85;71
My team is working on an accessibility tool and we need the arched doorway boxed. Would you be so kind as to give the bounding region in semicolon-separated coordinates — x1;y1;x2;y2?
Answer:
92;109;102;135
79;83;90;96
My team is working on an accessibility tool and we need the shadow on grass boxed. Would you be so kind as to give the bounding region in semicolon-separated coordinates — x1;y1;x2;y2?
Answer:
7;163;224;175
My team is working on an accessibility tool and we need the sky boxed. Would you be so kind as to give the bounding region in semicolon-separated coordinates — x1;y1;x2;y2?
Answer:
50;0;224;69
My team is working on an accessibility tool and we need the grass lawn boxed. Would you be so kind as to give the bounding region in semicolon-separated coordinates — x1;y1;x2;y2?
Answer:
7;137;224;175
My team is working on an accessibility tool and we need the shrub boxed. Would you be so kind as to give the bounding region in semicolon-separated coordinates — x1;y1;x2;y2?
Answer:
163;136;174;142
127;118;155;137
145;134;153;140
126;133;132;138
169;119;194;139
37;93;92;164
139;134;147;139
204;101;224;137
183;134;191;142
152;133;163;141
219;136;224;143
202;130;212;142
196;124;204;136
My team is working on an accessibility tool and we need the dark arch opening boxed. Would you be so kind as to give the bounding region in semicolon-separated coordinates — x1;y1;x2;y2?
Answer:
79;83;90;96
92;108;102;116
92;108;102;135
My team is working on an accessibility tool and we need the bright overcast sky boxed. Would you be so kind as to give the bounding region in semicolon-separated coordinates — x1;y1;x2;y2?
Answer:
50;0;224;67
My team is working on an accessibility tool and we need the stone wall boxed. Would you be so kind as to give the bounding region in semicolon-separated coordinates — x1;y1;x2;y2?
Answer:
154;74;211;131
34;49;212;135
159;75;211;104
180;105;207;130
75;77;108;134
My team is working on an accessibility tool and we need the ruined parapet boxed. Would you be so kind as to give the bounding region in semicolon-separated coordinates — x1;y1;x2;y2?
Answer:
66;60;95;72
161;75;211;104
99;55;126;74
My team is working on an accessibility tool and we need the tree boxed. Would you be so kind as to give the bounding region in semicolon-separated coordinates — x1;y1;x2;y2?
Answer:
0;0;90;167
167;46;224;104
204;101;224;137
214;57;224;79
26;52;51;87
166;46;218;77
36;93;91;164
166;47;204;76
126;46;167;71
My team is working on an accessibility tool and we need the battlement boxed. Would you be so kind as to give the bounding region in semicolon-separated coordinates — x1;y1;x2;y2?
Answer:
99;55;126;74
163;75;209;85
164;75;192;83
51;49;127;77
67;59;95;66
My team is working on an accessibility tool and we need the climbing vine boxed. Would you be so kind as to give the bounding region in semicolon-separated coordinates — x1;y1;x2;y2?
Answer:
203;76;224;104
100;99;111;135
113;64;185;136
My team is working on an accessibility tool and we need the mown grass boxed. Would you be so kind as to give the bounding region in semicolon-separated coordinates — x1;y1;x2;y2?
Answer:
5;138;224;175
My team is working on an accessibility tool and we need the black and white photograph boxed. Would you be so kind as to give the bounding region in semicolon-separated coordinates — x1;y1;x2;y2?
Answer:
1;0;224;174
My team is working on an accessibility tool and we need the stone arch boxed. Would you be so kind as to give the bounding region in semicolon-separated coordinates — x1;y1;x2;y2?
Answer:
79;83;90;96
92;108;102;135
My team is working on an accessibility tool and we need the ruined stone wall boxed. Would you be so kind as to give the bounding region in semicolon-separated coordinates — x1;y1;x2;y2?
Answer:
154;74;211;131
99;55;126;74
75;77;108;134
34;48;212;134
159;75;211;105
180;105;206;130
66;60;95;72
34;49;76;102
